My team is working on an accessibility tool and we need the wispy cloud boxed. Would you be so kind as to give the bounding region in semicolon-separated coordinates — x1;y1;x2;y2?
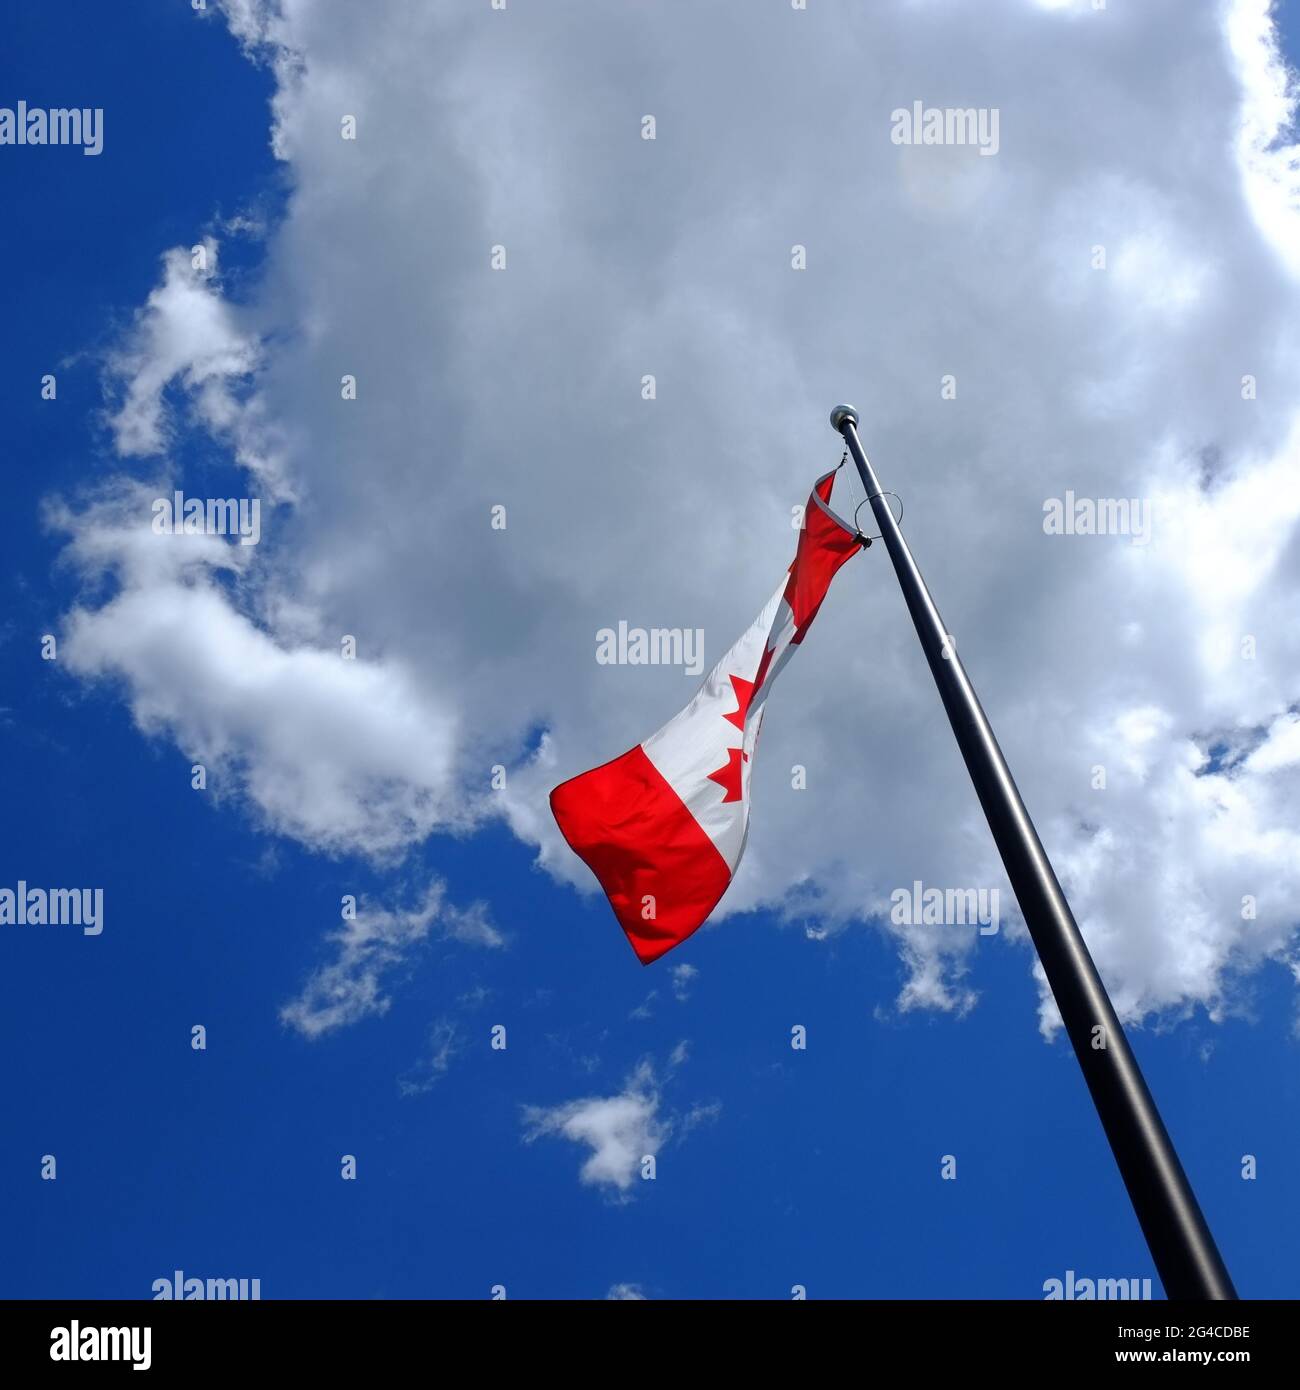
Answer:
670;964;698;1003
280;883;502;1039
399;1018;461;1095
103;240;288;497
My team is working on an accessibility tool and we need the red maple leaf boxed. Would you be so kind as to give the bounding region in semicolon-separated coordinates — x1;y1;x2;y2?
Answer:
721;673;755;731
722;648;776;733
707;746;748;804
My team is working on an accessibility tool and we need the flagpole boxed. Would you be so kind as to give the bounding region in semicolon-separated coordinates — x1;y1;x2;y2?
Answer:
830;405;1236;1301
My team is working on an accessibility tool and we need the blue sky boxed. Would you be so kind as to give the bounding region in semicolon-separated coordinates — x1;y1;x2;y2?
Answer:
3;0;1300;1300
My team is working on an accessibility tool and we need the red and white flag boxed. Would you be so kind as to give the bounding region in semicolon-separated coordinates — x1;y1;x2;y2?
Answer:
550;470;864;963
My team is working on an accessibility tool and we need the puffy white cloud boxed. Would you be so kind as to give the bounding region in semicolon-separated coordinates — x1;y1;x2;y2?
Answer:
53;0;1300;1034
523;1045;712;1194
48;480;464;859
523;1060;667;1196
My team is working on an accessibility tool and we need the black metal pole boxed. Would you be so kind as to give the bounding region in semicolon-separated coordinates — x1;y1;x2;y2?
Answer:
830;405;1236;1300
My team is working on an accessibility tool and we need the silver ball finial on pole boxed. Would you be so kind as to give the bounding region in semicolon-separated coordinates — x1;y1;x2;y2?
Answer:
829;403;860;433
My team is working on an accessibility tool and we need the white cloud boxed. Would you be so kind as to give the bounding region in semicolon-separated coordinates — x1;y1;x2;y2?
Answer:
48;481;464;860
522;1060;667;1196
892;927;979;1019
1227;0;1300;279
523;1047;712;1194
398;1018;461;1095
52;0;1300;1036
605;1283;648;1300
628;991;657;1021
280;883;500;1039
104;243;290;498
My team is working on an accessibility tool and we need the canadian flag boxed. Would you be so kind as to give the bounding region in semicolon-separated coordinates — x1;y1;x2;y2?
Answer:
550;470;864;963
